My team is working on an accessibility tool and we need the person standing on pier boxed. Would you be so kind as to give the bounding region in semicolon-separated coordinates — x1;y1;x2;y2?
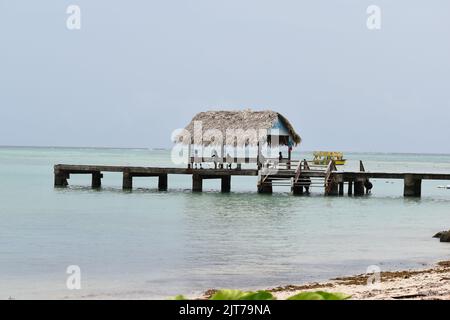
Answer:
194;150;202;169
212;149;218;169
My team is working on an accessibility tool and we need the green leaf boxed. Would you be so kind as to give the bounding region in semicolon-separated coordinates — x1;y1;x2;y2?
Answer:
287;292;324;300
172;294;188;300
287;291;351;300
239;290;276;300
209;289;275;300
210;289;247;300
316;292;351;300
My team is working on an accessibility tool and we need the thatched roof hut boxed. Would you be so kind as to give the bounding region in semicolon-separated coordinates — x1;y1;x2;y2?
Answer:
176;110;301;147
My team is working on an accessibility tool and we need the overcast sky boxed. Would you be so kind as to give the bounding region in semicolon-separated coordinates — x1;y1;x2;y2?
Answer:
1;1;449;152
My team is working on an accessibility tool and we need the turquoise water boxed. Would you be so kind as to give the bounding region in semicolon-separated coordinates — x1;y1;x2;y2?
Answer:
1;147;450;299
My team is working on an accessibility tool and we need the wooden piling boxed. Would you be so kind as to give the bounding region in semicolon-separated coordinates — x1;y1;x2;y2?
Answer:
91;172;102;188
158;174;168;191
221;176;231;193
404;175;422;197
348;180;353;195
325;174;339;196
123;171;133;190
192;174;203;192
303;178;311;194
354;180;365;196
338;182;344;196
328;182;339;196
54;163;450;198
292;185;304;195
54;170;69;187
258;185;273;194
258;181;273;194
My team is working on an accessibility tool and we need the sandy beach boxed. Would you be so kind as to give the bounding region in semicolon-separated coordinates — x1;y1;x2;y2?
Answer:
272;261;450;300
198;261;450;300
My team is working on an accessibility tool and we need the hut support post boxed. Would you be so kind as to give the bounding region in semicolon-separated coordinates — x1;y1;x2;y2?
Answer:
257;142;261;169
158;174;168;191
221;176;231;193
91;172;102;188
221;144;225;169
192;174;203;192
54;170;69;187
287;147;291;170
188;143;192;169
354;180;365;196
404;175;422;197
123;172;133;190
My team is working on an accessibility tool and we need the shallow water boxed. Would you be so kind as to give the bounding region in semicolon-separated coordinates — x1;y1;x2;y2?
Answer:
1;147;450;299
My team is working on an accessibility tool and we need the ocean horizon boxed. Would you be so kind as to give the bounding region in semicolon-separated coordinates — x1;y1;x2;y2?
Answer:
3;145;450;156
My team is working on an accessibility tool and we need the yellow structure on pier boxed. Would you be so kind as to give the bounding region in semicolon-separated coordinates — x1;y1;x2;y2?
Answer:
313;151;346;166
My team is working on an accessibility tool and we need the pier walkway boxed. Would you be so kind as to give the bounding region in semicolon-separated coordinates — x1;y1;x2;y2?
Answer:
54;164;257;192
54;161;450;197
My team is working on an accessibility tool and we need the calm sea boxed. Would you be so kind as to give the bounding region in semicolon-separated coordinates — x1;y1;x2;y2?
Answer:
1;147;450;299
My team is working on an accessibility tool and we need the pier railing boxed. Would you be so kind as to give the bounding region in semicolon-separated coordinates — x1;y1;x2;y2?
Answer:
324;160;337;194
260;158;302;184
293;159;314;184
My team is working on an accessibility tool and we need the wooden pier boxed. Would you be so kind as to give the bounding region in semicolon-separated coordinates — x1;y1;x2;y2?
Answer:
54;164;257;193
54;162;450;197
333;172;450;197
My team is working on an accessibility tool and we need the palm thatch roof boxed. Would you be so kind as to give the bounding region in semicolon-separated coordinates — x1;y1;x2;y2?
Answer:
175;110;301;146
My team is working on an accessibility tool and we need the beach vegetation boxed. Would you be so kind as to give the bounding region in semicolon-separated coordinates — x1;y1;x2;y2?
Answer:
286;291;351;300
172;289;350;300
209;289;275;300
